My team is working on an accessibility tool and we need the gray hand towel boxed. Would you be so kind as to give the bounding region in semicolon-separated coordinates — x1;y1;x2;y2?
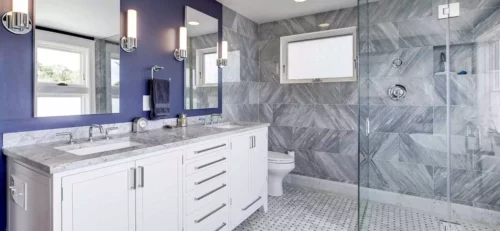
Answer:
150;78;170;120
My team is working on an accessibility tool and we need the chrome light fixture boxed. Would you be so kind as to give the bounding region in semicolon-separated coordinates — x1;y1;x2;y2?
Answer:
174;27;187;61
121;9;137;52
217;41;228;68
2;0;32;34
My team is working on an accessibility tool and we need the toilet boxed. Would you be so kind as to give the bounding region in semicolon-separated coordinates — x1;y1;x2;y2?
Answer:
268;151;295;197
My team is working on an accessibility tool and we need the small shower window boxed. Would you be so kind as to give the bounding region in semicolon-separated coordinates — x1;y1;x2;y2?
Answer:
280;27;357;84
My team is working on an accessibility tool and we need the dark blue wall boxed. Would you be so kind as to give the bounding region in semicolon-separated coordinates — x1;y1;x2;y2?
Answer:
0;0;222;228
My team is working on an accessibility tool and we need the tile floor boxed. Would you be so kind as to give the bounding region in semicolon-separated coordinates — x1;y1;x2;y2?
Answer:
234;185;498;231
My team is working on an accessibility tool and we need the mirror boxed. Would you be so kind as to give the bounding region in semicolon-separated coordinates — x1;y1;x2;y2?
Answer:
34;0;120;117
184;7;219;110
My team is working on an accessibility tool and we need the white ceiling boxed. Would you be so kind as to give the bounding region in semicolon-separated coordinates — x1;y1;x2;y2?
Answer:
186;7;218;37
35;0;120;39
217;0;358;24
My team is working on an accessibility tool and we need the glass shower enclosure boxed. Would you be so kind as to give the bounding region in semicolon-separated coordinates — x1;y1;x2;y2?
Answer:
358;0;500;229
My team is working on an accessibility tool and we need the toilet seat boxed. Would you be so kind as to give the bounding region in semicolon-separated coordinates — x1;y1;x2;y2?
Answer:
268;151;294;164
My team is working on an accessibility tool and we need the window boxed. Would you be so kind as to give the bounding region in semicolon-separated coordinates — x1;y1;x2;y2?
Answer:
196;47;218;87
280;27;357;84
35;29;94;117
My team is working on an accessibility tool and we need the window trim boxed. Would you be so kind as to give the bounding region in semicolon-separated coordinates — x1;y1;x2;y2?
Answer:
196;47;218;87
34;29;95;117
280;27;357;84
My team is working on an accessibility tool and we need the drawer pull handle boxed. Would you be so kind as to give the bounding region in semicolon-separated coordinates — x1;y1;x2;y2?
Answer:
130;168;136;190
195;171;226;185
195;144;226;154
195;157;227;170
194;203;226;224
242;196;261;211
138;166;145;188
195;184;227;201
215;222;227;231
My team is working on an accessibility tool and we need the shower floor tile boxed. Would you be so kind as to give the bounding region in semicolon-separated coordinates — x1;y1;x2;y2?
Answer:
234;185;498;231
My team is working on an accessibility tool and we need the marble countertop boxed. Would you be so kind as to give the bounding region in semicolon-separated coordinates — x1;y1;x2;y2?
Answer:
3;122;269;174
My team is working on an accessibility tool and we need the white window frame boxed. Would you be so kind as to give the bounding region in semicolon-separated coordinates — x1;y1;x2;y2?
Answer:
34;29;95;117
195;47;218;87
280;27;357;84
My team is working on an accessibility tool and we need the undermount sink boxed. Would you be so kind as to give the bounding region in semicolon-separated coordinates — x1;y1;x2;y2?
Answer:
207;123;242;129
55;140;142;156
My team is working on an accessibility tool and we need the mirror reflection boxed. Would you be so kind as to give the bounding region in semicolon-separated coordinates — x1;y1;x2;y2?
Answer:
184;6;219;110
34;0;120;117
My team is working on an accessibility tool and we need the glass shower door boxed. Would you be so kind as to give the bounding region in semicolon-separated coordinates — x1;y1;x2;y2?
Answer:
358;0;500;230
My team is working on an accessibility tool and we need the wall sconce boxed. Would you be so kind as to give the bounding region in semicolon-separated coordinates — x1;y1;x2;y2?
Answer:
217;41;228;68
2;0;32;34
121;9;137;52
174;27;187;61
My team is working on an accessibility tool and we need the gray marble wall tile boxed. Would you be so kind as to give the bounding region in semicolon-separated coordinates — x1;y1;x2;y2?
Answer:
476;130;500;156
278;15;317;35
222;27;242;52
369;160;434;196
369;106;433;134
222;6;237;32
315;105;358;130
368;77;434;106
434;168;479;204
474;8;500;41
222;104;258;122
259;82;286;104
399;134;472;169
315;7;357;30
293;127;340;153
241;36;259;61
433;106;477;135
284;84;318;104
339;130;358;156
258;104;273;123
259;39;280;62
475;155;500;173
369;133;400;161
472;170;500;208
292;150;322;177
316;152;358;183
223;82;249;104
433;74;476;106
259;61;280;82
367;47;433;78
236;14;258;40
368;0;409;24
241;58;259;82
360;22;400;53
274;104;315;127
269;125;293;149
248;82;259;104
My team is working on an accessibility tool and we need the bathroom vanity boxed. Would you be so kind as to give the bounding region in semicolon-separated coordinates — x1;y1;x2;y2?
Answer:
3;123;269;231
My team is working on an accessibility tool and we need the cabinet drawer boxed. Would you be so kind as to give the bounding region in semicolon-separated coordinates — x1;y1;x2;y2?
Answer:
202;218;229;231
185;150;228;176
185;176;228;215
186;197;228;231
185;139;229;160
186;163;228;192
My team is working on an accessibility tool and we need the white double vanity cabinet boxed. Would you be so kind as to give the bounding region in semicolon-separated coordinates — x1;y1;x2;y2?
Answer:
4;124;269;231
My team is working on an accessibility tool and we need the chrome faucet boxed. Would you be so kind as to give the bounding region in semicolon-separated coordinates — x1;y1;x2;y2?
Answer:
105;127;119;140
89;124;104;142
211;114;223;124
56;132;74;145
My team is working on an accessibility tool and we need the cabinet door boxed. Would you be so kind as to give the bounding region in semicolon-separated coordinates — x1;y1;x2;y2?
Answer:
229;133;251;227
61;162;136;231
136;150;183;231
249;129;268;200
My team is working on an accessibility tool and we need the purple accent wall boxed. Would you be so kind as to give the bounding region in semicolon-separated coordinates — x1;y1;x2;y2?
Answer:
0;0;222;228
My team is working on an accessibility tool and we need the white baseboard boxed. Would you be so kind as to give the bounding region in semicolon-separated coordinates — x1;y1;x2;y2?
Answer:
287;174;500;227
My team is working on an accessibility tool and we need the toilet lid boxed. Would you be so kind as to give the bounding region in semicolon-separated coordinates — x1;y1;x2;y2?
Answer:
268;151;294;164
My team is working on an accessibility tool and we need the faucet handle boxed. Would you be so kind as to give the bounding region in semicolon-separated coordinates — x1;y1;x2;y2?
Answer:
105;127;119;140
56;132;74;144
211;114;223;124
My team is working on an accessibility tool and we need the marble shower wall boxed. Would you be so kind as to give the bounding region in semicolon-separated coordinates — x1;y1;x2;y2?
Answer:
359;0;500;212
